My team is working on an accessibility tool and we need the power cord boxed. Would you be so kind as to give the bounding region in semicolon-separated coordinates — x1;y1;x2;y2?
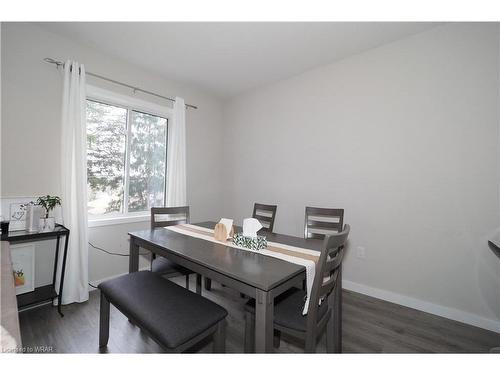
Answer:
87;242;150;290
88;241;149;257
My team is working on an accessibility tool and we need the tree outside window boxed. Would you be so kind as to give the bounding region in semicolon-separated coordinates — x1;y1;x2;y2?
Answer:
86;100;167;216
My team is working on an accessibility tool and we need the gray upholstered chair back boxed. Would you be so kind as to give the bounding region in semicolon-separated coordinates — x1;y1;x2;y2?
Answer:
151;206;190;228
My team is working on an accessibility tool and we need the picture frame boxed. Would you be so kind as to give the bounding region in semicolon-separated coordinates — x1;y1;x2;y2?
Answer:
11;244;35;295
9;202;28;231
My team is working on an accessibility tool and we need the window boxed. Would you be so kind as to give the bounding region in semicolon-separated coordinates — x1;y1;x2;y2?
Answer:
86;99;168;219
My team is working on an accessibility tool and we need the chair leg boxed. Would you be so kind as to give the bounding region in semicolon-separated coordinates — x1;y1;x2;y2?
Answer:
150;253;155;271
213;320;226;353
204;277;212;291
185;274;190;289
326;314;335;353
244;311;255;353
334;268;343;353
273;329;281;348
196;274;202;295
99;292;110;348
304;334;316;353
326;289;336;353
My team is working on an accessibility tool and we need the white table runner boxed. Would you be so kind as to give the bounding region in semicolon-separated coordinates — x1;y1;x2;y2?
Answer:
164;223;320;314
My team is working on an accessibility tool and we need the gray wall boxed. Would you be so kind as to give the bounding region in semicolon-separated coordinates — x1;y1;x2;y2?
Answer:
0;22;225;283
222;23;500;330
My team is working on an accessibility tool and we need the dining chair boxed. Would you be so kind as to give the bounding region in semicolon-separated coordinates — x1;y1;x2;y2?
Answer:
304;206;344;239
244;224;350;353
150;206;195;290
252;203;278;233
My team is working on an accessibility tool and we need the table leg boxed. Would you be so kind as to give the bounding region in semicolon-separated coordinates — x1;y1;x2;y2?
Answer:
254;289;274;353
127;238;140;324
196;274;202;295
57;233;70;317
333;265;342;353
129;238;139;273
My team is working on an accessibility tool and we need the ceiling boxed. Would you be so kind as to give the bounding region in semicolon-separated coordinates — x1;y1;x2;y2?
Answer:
38;22;442;98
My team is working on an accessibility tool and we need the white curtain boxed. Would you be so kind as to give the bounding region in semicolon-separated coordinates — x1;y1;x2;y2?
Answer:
166;97;187;206
57;60;89;304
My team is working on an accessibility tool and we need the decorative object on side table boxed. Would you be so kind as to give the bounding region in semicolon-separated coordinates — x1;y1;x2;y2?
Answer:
9;203;28;231
37;195;61;232
25;203;45;232
233;233;267;251
10;244;35;295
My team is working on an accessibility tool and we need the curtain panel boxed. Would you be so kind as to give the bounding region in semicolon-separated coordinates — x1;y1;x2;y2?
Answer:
57;60;89;304
166;97;187;207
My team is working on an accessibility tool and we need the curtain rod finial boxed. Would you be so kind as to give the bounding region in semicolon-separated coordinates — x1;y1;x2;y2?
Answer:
44;57;64;66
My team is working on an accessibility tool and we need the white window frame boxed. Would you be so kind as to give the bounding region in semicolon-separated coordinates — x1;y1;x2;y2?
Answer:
86;85;173;228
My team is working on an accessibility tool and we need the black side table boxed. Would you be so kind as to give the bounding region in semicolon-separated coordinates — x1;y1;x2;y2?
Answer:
2;224;70;317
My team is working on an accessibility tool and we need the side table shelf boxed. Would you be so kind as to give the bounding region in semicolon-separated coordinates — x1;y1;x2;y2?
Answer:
2;224;70;317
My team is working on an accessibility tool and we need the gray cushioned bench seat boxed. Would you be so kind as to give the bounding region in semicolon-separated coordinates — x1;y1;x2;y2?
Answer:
98;270;227;352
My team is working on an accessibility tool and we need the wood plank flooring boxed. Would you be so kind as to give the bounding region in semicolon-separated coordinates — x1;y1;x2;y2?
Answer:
18;277;500;353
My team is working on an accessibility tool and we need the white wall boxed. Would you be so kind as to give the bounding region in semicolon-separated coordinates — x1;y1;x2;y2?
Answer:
222;23;500;331
0;23;225;283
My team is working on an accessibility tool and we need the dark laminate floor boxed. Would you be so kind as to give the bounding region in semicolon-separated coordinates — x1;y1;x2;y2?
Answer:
18;276;500;353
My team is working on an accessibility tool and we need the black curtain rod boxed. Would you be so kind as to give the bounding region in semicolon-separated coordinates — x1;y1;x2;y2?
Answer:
44;58;198;110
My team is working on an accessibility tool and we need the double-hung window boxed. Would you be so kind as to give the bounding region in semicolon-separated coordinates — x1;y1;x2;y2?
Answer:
86;86;170;224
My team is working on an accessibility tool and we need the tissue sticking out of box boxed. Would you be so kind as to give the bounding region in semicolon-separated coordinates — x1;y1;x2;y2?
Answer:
243;218;262;238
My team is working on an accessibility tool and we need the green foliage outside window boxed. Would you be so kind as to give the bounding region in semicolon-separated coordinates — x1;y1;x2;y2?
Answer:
86;100;167;216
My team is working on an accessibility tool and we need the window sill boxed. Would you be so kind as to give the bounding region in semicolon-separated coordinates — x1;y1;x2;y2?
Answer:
88;214;150;228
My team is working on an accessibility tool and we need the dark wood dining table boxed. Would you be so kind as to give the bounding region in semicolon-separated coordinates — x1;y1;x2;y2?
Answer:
128;221;340;353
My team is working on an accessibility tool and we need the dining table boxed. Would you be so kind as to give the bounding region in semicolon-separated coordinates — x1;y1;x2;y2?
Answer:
128;221;341;353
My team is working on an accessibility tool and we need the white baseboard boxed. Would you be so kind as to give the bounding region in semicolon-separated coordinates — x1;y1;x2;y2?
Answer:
342;279;500;334
88;266;150;291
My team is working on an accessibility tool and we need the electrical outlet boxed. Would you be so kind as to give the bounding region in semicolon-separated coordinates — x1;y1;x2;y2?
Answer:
356;246;366;259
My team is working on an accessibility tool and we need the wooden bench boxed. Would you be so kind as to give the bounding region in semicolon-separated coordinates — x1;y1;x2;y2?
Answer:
98;271;227;353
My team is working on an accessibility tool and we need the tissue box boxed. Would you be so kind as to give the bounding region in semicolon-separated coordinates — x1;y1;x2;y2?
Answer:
232;233;267;251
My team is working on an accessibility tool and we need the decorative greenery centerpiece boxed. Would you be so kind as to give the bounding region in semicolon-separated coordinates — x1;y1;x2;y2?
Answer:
36;195;61;218
233;233;267;251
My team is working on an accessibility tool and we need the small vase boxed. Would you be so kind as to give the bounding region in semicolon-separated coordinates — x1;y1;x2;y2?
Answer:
39;217;56;232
